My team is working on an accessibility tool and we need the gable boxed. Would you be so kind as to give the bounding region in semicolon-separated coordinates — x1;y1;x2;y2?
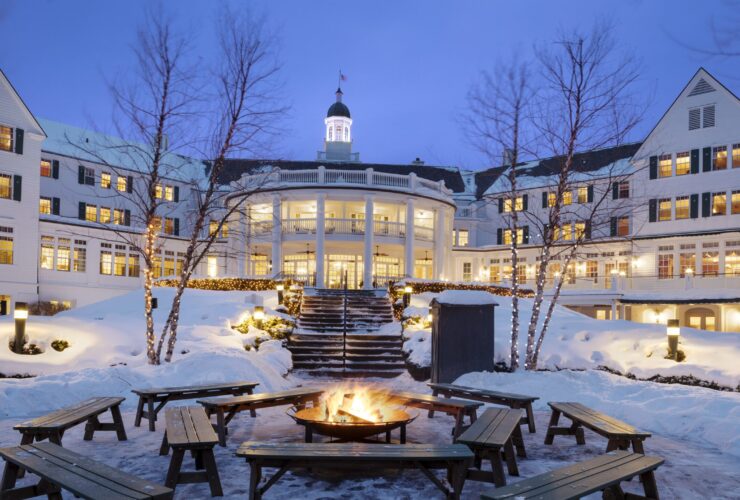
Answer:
0;69;45;137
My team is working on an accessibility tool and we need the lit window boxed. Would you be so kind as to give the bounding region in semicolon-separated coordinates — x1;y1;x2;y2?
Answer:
713;146;727;170
40;242;54;270
101;172;111;189
209;220;219;237
577;186;588;204
712;192;726;216
84;167;95;186
152;256;162;279
462;262;472;281
117;176;127;192
504;197;523;212
676;152;690;176
658;199;672;221
0;125;12;152
658;254;673;279
575;222;586;239
164;256;175;276
732;191;740;214
503;228;524;245
113;208;124;225
39;197;51;215
0;236;13;264
586;261;598;279
73;247;86;272
221;223;228;238
207;255;218;277
726;250;740;277
561;223;572;241
165;185;174;201
675;196;689;219
57;246;70;272
114;252;126;276
85;204;97;222
618;181;629;199
100;251;112;275
155;184;163;199
658;154;672;178
100;207;111;224
617;216;630;237
457;229;469;247
0;174;11;199
702;251;719;277
733;144;740;168
128;255;140;277
562;191;572;205
679;253;695;277
547;192;556;207
164;217;175;235
152;216;162;233
40;160;52;177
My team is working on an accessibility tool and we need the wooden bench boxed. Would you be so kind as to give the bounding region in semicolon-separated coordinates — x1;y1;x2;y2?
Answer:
481;450;663;499
133;381;259;431
236;441;474;500
455;408;526;487
0;442;172;499
545;402;652;453
159;406;222;497
199;387;324;446
14;396;127;446
428;382;539;433
389;391;482;439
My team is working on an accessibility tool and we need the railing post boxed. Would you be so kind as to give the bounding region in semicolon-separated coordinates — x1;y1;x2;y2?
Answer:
366;167;374;185
409;172;417;191
318;165;325;184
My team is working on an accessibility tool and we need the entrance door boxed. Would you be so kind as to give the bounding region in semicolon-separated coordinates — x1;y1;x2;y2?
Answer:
685;307;717;331
326;255;363;289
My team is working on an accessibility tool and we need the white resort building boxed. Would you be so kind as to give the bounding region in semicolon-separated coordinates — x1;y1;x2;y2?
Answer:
0;68;738;331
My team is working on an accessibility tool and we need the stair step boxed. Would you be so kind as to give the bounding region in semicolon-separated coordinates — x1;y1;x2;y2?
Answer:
294;369;404;379
291;354;404;363
293;361;406;370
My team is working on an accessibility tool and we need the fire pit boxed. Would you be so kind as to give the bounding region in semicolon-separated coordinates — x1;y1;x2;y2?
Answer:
288;385;417;443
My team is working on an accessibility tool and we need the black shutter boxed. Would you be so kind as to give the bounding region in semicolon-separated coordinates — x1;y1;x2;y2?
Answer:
610;217;617;236
690;194;699;219
522;226;529;244
78;165;85;184
690;149;699;174
542;192;548;208
522;194;528;211
612;182;618;200
584;221;592;239
52;197;60;215
587;185;594;203
701;192;711;217
496;228;503;245
649;156;658;179
648;199;657;222
78;202;86;220
14;128;23;154
498;198;504;213
174;218;180;236
124;209;131;226
12;175;21;201
702;147;712;172
126;176;133;193
174;186;179;202
52;160;59;179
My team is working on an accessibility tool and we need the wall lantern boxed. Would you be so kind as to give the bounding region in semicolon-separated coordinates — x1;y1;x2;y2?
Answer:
253;305;265;328
403;285;413;307
666;319;680;361
276;284;285;305
13;302;28;354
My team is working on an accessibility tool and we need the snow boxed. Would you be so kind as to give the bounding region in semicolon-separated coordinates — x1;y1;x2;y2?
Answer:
434;289;499;306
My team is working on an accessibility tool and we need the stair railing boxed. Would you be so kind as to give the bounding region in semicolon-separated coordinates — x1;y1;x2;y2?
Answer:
342;269;348;371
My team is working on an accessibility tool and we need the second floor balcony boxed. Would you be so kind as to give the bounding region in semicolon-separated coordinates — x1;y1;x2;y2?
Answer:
249;218;435;241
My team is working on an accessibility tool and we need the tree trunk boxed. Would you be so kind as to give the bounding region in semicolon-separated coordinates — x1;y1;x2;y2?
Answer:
144;227;159;365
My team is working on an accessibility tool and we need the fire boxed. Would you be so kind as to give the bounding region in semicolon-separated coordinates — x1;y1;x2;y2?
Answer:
320;385;400;424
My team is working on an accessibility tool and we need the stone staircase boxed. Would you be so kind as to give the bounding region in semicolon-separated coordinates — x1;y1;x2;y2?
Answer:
289;288;405;378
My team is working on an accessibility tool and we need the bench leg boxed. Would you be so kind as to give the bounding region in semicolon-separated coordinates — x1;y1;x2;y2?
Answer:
202;448;223;497
48;431;63;446
160;432;169;456
147;397;156;432
544;409;561;445
573;423;586;445
165;448;185;489
489;450;507;487
134;396;145;427
604;484;626;499
503;439;519;477
84;416;100;441
1;461;20;491
246;387;258;417
631;439;645;454
248;462;262;500
193;450;204;470
452;411;465;441
512;425;526;458
428;389;439;418
640;470;660;499
110;404;128;441
216;409;227;447
525;403;536;433
449;461;467;500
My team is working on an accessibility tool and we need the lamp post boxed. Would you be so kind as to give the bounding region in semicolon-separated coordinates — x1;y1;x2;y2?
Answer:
253;305;265;329
403;285;412;308
13;302;28;354
667;319;680;361
276;284;285;305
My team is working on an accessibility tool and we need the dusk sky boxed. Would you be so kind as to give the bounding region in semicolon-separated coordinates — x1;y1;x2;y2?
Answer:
1;0;737;169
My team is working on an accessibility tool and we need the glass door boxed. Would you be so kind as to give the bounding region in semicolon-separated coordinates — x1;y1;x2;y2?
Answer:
326;255;363;289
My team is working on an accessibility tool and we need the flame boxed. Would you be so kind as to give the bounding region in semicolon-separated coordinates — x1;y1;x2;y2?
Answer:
320;384;400;423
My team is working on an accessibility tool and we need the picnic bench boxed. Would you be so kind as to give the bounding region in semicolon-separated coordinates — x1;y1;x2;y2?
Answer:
14;396;127;446
133;381;259;431
159;406;222;497
428;382;539;433
545;402;652;453
199;387;324;446
389;391;482;439
455;408;526;487
481;450;664;499
236;441;474;500
0;442;172;499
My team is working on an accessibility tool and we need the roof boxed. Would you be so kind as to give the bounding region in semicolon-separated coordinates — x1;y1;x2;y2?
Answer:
0;69;46;137
327;101;350;118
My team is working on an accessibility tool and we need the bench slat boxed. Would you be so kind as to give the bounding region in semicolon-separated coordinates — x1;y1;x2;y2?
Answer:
165;407;218;447
390;391;482;410
457;408;520;448
132;381;258;397
198;388;323;408
550;402;650;438
236;442;474;461
429;383;538;403
15;397;125;431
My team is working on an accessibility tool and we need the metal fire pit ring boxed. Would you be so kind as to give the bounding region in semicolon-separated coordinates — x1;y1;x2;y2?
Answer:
288;406;419;443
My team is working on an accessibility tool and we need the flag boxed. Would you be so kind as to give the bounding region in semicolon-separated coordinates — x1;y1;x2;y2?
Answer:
340;72;347;81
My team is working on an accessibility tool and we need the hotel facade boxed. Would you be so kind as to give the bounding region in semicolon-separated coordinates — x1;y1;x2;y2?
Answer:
0;68;738;331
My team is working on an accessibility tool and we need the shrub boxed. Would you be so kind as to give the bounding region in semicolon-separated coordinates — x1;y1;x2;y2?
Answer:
28;301;70;316
51;340;70;352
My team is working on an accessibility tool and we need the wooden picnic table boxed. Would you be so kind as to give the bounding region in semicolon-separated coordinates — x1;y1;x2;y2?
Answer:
198;387;324;446
455;407;525;487
389;391;482;439
545;402;652;453
236;441;474;500
428;382;539;433
481;450;664;500
0;442;172;499
132;381;259;431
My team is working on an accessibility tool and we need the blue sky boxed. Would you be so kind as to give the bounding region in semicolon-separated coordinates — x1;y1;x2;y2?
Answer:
1;0;736;169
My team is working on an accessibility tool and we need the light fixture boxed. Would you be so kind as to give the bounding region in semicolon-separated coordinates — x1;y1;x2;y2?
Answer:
276;284;285;304
13;302;28;354
404;286;413;294
426;313;433;323
403;285;412;307
666;319;680;361
253;305;265;328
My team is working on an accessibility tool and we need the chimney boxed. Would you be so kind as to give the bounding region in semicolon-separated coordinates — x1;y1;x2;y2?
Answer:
411;157;424;166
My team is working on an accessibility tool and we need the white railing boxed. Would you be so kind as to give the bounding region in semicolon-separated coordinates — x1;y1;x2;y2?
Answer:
456;206;474;218
414;225;434;241
374;221;406;238
279;170;318;183
249;220;273;235
282;218;317;234
325;218;365;235
373;171;409;189
325;169;366;184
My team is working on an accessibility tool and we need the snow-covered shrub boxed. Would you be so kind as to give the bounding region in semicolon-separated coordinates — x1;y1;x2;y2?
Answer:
51;340;70;352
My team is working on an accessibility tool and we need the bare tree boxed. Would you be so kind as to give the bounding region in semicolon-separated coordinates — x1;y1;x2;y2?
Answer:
465;59;535;371
156;9;287;362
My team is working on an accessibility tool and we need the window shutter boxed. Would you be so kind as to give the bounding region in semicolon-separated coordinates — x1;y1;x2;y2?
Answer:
702;147;711;172
522;226;529;244
52;197;60;215
649;156;657;179
496;228;502;245
701;192;711;217
174;218;180;236
498;198;504;213
610;217;617;236
688;108;700;130
587;185;594;203
14;128;24;155
52;160;60;179
126;176;133;193
124;209;131;226
541;192;548;208
12;175;21;201
174;186;179;202
585;221;592;239
78;202;86;220
78;165;85;184
612;182;618;200
690;194;699;219
648;199;657;223
690;149;699;174
522;194;528;211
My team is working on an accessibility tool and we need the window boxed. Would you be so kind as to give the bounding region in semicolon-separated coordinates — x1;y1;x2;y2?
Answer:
221;223;228;238
713;146;727;170
726;249;740;277
114;252;126;276
83;167;94;186
617;216;630;237
702;251;719;277
73;247;86;272
164;217;175;235
712;192;726;216
503;228;524;245
0;125;12;151
675;196;689;219
85;204;97;222
117;176;127;192
562;191;572;205
128;255;140;277
733;144;740;168
152;216;162;233
457;229;469;247
733;191;740;214
658;199;672;221
679;253;695;277
152;256;162;279
207;255;218;277
702;104;715;128
658;254;674;279
165;185;174;201
575;221;586;239
100;250;112;275
0;174;11;199
618;181;630;199
39;197;51;215
100;207;111;224
547;192;556;207
586;260;598;280
40;240;54;270
57;244;70;272
676;152;690;176
462;262;472;281
209;220;219;237
577;186;588;204
40;159;52;177
113;208;124;225
155;184;163;199
658;154;672;178
0;235;12;264
503;196;524;212
164;255;175;276
101;172;111;188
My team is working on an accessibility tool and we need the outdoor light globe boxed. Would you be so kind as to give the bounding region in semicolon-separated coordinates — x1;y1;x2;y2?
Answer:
14;309;28;320
666;319;680;337
404;286;412;294
253;306;265;321
276;284;285;291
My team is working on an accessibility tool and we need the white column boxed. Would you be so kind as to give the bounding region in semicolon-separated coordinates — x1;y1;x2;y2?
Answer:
316;193;326;288
611;299;618;321
237;205;248;277
405;200;415;277
271;195;282;278
363;195;374;289
433;208;444;279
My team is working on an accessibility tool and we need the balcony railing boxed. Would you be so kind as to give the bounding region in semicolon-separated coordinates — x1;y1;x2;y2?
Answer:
374;220;406;238
283;218;317;234
274;217;433;241
249;220;273;235
326;218;365;235
414;225;434;241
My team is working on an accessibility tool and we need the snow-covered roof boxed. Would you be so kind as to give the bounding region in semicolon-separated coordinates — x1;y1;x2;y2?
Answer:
433;290;499;306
